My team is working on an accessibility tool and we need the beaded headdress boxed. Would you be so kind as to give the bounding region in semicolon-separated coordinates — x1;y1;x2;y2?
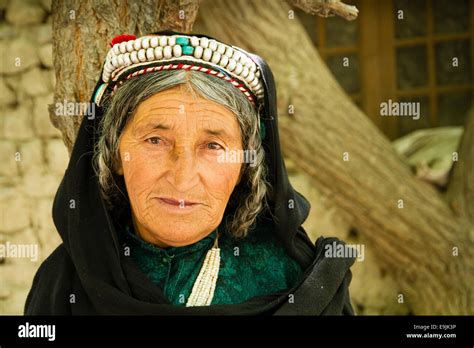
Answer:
94;33;264;108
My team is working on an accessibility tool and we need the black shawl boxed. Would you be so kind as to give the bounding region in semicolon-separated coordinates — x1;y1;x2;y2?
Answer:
24;31;355;316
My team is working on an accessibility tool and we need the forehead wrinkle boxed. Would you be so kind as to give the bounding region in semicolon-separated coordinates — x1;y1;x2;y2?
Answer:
141;104;236;123
133;91;240;136
143;94;230;111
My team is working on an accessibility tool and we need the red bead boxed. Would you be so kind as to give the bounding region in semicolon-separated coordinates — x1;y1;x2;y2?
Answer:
110;34;137;47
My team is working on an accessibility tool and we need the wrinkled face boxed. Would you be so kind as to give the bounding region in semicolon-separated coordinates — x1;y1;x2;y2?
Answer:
118;86;243;248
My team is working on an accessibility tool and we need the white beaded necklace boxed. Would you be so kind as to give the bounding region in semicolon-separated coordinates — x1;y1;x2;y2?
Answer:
186;230;221;307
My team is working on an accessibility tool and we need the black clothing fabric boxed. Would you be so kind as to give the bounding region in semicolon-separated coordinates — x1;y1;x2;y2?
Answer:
24;31;355;315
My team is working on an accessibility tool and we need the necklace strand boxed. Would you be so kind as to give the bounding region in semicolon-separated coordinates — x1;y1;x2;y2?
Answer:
186;230;221;307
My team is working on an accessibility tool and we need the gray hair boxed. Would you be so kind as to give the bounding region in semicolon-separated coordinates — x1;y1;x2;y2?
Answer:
93;70;270;238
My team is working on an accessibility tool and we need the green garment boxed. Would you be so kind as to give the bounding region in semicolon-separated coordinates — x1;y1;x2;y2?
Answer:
119;220;304;306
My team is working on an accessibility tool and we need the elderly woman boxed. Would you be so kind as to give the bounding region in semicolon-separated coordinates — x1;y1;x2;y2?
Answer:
25;31;355;315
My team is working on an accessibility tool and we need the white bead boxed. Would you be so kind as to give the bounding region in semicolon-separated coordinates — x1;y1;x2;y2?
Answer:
111;56;119;67
150;36;159;48
137;49;147;62
130;51;139;63
117;54;124;65
250;77;259;87
123;52;131;65
133;38;142;51
106;49;114;61
113;44;121;55
142;37;150;49
211;51;221;64
163;46;172;58
173;45;182;57
246;70;254;82
146;47;155;60
200;37;209;48
249;63;257;73
203;48;212;61
190;36;199;46
168;37;176;46
159;36;167;46
241;66;249;78
227;59;236;71
154;46;163;59
234;62;243;75
224;46;233;58
119;42;127;53
217;43;226;55
104;62;113;73
126;40;134;52
209;40;217;51
194;46;203;59
232;51;241;62
219;55;229;67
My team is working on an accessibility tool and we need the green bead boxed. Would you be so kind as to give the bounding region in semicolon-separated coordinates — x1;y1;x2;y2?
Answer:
182;45;194;55
176;37;189;46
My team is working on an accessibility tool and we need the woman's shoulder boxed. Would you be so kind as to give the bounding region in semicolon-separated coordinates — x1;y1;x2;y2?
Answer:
24;244;74;315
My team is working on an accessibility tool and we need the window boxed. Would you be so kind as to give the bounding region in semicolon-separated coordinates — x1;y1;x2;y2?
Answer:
297;0;473;139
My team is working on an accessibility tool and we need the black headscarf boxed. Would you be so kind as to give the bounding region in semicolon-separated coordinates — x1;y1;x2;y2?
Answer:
24;31;355;315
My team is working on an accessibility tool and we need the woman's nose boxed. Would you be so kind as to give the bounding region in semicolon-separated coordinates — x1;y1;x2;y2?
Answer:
165;146;199;191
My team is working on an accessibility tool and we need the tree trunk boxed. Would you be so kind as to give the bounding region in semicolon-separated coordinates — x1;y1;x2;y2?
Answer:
447;108;474;223
51;0;201;152
50;0;474;314
195;0;473;314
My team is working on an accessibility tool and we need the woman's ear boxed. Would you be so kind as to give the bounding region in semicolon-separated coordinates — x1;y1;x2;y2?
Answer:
116;165;124;176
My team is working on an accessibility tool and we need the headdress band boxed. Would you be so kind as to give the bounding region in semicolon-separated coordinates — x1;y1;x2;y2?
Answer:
95;34;264;107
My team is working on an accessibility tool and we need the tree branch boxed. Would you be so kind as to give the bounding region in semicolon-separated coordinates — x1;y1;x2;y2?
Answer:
288;0;359;20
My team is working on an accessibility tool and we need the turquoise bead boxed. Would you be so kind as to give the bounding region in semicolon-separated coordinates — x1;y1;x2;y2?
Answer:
176;37;189;46
182;45;194;55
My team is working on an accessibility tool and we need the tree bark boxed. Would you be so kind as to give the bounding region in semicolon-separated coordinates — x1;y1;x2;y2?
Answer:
195;0;473;314
51;0;474;314
51;0;201;152
446;108;474;224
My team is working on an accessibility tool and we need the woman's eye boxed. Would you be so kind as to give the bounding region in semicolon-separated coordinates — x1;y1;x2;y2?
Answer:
207;142;224;150
147;137;162;145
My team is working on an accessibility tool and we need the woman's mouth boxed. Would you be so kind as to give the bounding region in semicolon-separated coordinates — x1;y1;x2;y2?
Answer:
156;197;200;212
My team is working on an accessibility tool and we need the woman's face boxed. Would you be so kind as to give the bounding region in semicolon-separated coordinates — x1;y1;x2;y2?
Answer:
118;86;243;248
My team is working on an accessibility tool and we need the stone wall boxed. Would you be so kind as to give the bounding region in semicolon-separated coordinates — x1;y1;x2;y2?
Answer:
0;0;68;314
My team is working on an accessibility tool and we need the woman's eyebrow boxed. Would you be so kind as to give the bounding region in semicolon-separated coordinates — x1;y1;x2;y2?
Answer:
132;122;172;134
203;128;231;138
134;121;235;139
152;123;171;130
